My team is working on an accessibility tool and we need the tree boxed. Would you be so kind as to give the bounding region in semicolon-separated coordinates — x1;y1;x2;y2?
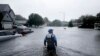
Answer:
44;17;50;26
68;20;73;27
48;19;62;26
77;15;96;28
96;12;100;23
97;12;100;18
62;21;68;26
27;13;44;27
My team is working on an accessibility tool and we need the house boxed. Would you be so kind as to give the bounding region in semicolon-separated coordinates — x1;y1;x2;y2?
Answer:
15;15;27;25
0;4;17;36
0;4;15;30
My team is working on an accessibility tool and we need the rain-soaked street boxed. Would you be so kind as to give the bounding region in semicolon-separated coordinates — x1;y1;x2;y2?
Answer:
0;27;100;56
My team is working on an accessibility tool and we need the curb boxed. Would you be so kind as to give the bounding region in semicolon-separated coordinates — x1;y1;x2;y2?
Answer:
0;34;22;42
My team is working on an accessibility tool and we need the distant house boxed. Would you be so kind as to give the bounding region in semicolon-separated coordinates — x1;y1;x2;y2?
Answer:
15;15;27;25
0;4;16;30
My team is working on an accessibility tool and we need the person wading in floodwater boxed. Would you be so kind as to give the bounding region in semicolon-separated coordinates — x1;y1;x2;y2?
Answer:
44;29;57;55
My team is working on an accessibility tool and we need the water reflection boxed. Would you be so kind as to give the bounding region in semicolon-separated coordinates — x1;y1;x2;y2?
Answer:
0;27;100;56
95;33;100;41
43;47;57;56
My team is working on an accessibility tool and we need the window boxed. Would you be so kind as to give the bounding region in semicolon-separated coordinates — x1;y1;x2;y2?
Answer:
0;13;3;22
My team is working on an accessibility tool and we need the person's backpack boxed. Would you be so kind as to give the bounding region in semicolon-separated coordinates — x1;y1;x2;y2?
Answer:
46;34;54;46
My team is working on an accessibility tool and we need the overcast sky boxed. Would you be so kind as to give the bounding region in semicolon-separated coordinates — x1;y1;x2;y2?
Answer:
0;0;100;21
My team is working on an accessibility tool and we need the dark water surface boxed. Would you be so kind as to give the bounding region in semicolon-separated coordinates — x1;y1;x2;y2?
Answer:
0;27;100;56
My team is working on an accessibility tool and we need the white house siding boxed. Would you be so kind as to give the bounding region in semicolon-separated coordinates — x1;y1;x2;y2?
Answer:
16;20;27;25
2;22;13;29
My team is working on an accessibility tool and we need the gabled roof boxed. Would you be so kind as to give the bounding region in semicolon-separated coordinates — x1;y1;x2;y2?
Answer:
15;15;27;21
0;4;11;12
0;4;16;24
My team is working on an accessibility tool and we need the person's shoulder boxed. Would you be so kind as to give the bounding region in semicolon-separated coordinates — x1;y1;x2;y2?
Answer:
46;33;52;38
52;34;56;37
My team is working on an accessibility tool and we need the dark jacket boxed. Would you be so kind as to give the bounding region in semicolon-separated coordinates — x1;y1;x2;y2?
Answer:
44;33;57;47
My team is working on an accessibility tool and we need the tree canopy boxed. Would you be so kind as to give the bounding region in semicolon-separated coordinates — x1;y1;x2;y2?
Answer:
68;20;73;27
48;19;62;26
44;17;50;24
27;13;44;27
77;15;96;28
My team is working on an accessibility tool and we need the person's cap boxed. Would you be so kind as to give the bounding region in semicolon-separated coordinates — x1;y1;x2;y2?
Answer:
48;29;53;32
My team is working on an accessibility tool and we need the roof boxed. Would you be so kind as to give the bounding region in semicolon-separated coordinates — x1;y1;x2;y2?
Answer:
0;4;10;12
0;4;16;23
15;15;27;21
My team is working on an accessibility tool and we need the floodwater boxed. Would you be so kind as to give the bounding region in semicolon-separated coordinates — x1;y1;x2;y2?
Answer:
0;27;100;56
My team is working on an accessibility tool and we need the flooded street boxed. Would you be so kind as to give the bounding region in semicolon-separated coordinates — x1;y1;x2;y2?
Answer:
0;27;100;56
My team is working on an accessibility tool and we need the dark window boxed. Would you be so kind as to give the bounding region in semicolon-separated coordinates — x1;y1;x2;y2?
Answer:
0;12;3;22
0;12;4;30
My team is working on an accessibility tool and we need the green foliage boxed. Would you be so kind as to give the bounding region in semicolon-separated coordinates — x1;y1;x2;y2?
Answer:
97;12;100;18
48;20;62;26
77;15;96;28
44;17;50;24
27;13;44;27
96;12;100;23
68;21;73;27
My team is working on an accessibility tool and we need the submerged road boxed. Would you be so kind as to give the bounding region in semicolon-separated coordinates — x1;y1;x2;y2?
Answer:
0;27;100;56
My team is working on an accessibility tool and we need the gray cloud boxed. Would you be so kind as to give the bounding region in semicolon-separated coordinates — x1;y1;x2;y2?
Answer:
0;0;100;21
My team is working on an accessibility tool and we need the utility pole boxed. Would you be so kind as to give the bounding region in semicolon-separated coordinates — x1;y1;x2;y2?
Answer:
63;12;65;22
63;12;66;27
62;12;67;29
60;12;66;27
